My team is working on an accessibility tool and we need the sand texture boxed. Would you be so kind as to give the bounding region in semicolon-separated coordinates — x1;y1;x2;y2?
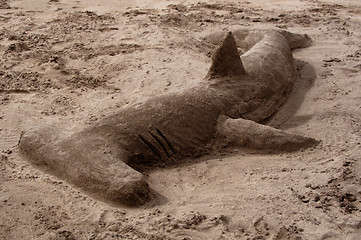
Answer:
0;0;360;239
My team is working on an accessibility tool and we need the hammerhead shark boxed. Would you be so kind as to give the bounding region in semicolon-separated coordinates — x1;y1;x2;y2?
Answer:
19;29;318;206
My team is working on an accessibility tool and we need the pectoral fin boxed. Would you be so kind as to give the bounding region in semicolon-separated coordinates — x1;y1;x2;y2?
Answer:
215;116;319;152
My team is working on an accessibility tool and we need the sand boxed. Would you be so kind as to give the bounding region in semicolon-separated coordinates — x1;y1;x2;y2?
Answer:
0;0;360;239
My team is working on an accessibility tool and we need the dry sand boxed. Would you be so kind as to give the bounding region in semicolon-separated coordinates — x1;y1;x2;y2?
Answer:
0;0;360;239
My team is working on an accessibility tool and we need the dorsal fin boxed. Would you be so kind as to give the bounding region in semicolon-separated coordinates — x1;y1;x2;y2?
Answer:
206;32;245;80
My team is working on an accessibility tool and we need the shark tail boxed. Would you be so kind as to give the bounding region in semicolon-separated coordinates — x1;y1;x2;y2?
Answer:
205;29;312;52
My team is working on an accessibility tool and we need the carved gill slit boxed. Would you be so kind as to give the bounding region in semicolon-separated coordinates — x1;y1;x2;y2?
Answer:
156;128;176;154
148;131;170;158
138;134;161;159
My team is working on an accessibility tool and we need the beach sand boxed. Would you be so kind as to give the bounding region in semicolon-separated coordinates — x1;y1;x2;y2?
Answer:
0;0;360;239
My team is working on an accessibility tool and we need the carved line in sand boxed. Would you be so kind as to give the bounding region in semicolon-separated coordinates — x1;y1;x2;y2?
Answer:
19;29;319;207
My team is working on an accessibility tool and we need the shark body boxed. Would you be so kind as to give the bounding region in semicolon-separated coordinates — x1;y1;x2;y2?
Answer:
20;30;318;206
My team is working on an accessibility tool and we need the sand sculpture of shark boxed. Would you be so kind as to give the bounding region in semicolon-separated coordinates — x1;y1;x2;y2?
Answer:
19;29;318;206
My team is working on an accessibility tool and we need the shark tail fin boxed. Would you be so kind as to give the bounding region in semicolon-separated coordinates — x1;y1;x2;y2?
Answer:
206;32;245;80
278;30;312;50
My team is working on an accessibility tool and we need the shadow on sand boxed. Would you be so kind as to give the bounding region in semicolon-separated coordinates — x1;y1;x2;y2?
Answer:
265;59;317;129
